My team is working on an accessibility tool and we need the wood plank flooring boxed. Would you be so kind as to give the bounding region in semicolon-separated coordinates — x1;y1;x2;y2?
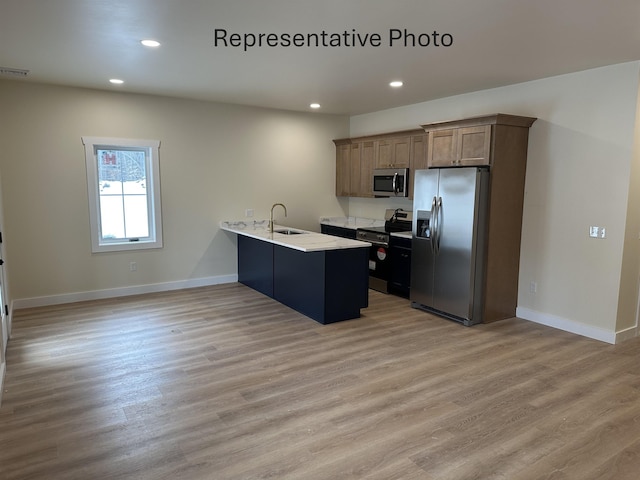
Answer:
2;283;640;479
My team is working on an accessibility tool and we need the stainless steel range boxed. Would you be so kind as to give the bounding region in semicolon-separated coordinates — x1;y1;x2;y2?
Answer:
357;208;412;293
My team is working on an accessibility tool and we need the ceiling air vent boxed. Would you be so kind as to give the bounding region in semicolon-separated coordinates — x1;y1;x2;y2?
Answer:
0;67;30;77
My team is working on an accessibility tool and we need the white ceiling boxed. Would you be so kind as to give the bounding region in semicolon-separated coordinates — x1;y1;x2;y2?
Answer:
2;0;640;115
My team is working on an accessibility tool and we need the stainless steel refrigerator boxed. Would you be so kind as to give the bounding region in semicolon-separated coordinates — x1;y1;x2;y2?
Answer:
411;167;490;326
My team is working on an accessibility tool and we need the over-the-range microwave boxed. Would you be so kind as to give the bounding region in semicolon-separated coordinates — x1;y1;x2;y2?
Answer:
372;168;409;197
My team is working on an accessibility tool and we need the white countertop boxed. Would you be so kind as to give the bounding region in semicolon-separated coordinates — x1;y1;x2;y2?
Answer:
221;220;371;252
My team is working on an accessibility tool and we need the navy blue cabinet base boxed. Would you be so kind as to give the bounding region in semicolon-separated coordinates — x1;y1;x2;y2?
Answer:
238;235;369;324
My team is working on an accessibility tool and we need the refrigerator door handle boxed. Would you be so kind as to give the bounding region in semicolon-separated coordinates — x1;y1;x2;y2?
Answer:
431;196;438;255
436;197;443;255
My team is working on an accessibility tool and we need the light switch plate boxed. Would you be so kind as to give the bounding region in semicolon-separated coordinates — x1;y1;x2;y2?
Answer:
589;226;606;239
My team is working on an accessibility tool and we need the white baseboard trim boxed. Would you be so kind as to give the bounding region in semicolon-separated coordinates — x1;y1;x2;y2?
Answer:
614;325;638;344
516;307;620;344
12;274;239;310
0;360;5;406
8;300;14;338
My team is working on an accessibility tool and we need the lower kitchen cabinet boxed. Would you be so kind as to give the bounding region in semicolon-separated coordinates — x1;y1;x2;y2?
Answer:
238;235;274;297
389;235;411;298
237;235;368;324
274;246;368;323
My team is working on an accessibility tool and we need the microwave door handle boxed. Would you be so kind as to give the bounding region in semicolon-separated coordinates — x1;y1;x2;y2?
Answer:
392;173;398;196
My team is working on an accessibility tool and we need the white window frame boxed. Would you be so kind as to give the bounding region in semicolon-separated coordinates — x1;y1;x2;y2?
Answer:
82;136;163;253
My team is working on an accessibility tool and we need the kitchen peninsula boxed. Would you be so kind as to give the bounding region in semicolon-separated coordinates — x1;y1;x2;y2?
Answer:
221;221;371;324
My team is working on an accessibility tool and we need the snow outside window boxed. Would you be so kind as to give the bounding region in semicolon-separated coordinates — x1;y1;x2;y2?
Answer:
82;137;163;253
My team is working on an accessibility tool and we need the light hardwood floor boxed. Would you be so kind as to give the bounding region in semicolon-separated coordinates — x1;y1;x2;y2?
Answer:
2;283;640;479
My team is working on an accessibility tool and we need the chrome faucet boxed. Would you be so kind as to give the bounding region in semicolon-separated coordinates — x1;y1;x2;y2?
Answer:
269;203;287;232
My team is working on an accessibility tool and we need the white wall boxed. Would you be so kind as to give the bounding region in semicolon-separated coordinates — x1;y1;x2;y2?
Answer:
349;62;640;341
0;80;349;304
616;79;640;337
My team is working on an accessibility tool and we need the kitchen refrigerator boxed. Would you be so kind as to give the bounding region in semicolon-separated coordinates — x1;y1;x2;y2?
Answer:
411;167;490;326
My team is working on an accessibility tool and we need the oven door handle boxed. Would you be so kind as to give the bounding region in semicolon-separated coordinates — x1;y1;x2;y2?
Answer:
368;241;389;248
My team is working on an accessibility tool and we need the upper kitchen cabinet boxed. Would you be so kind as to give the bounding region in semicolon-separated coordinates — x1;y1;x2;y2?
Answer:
410;134;428;170
333;138;376;197
376;136;411;169
349;142;362;196
427;129;457;166
334;139;352;197
333;129;424;198
408;134;428;199
359;140;375;197
458;126;492;165
423;114;536;169
427;126;491;167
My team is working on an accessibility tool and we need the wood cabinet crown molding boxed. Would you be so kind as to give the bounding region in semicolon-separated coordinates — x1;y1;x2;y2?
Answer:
421;113;537;132
333;114;536;145
333;128;424;145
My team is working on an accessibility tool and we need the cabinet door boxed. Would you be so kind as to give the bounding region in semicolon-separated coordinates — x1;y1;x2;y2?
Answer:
349;143;361;196
428;126;492;167
409;134;427;199
410;134;428;170
458;125;492;166
428;129;457;167
375;137;411;168
376;139;393;168
392;136;411;168
390;245;412;297
238;235;274;298
359;140;375;197
335;143;351;196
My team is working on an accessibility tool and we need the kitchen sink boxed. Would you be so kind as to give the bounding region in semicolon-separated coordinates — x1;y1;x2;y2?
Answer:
274;229;306;235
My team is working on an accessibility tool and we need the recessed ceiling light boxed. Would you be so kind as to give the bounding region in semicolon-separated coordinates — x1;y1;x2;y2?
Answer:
109;78;124;85
141;39;161;47
389;81;403;88
310;103;321;109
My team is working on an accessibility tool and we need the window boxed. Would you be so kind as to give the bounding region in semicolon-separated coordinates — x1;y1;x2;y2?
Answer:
82;137;162;252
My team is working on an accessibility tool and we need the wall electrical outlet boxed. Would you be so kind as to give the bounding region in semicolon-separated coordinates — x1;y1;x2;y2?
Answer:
245;209;254;218
530;281;537;294
129;261;137;272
